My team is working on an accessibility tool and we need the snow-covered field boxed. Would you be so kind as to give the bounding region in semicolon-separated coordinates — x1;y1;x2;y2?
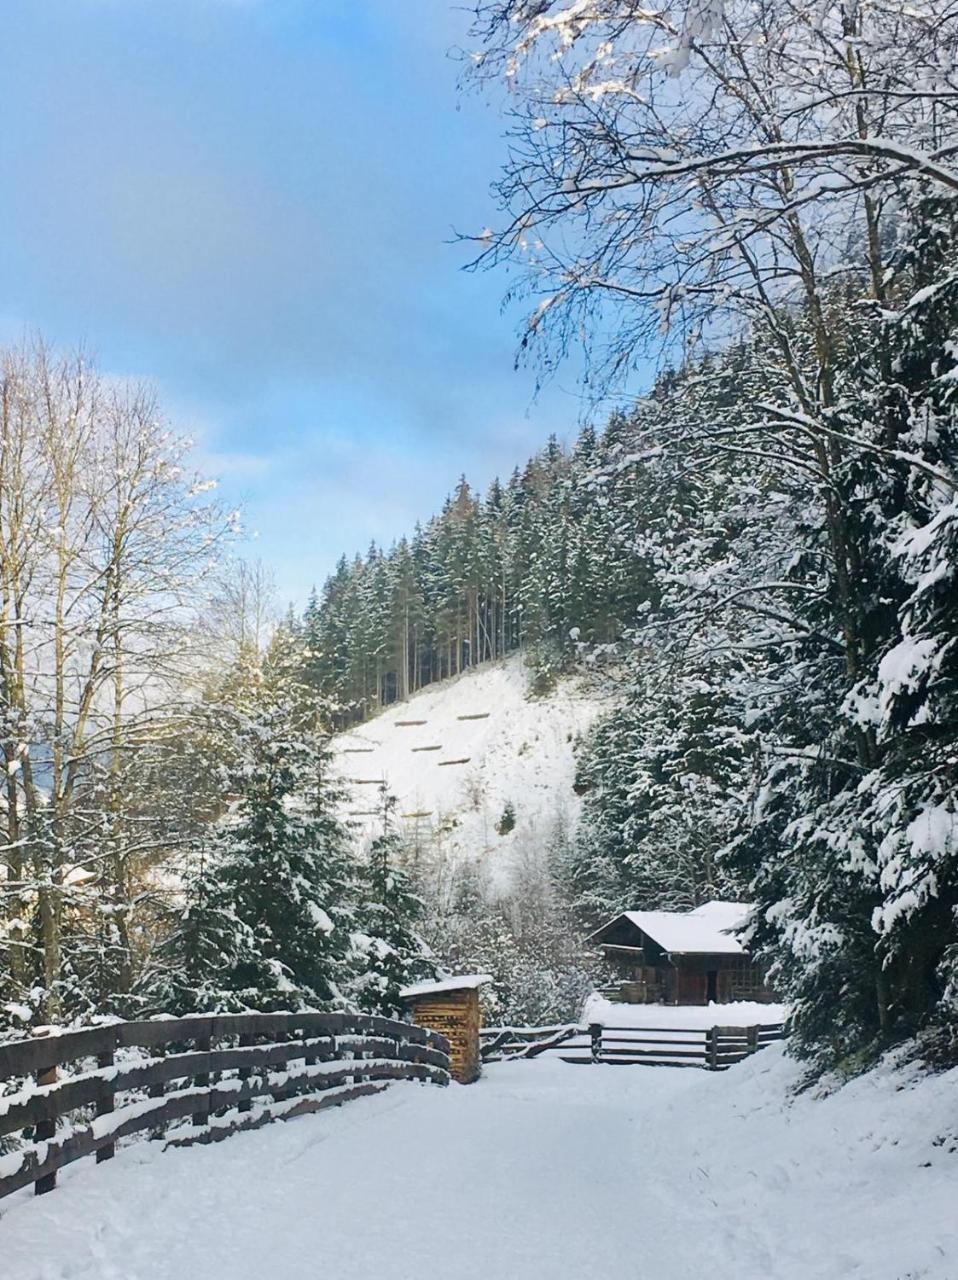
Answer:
4;1049;956;1279
332;656;606;883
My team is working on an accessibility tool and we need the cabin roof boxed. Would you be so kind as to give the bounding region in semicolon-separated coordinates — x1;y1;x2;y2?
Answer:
399;973;492;1001
589;901;753;955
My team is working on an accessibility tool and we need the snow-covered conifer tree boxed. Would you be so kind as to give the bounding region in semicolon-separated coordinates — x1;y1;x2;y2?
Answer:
144;633;356;1013
350;790;436;1018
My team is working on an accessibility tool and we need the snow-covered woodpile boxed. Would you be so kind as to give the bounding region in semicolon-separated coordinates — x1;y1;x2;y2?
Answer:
400;975;490;1084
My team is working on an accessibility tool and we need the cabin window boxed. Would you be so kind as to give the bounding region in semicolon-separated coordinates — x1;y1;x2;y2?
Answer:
725;956;768;999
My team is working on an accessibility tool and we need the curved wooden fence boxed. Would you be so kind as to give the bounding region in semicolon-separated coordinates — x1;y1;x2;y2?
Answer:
0;1012;450;1201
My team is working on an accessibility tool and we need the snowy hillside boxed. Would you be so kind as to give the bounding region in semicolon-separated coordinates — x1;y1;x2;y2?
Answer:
331;656;607;885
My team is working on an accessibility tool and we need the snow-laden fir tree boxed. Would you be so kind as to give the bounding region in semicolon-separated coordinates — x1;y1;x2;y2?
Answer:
350;790;436;1018
144;630;356;1013
725;197;958;1067
569;664;748;926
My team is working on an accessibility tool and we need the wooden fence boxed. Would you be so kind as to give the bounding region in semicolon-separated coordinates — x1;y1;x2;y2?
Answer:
480;1021;786;1068
0;1012;450;1201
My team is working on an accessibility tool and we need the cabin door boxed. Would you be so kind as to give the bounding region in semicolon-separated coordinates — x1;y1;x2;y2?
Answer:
706;970;718;1003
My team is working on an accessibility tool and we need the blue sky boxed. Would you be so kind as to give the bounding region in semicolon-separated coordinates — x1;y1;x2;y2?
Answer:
0;0;588;604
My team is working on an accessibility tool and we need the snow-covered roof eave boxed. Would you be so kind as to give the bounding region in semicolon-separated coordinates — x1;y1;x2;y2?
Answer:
399;973;493;1001
588;901;753;957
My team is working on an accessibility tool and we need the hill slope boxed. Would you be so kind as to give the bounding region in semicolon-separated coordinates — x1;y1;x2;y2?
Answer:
331;656;607;887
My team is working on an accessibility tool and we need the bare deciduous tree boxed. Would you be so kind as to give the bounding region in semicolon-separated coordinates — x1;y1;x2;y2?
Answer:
0;340;233;1021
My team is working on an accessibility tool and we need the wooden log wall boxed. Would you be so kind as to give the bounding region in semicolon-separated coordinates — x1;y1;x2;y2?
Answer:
0;1012;450;1201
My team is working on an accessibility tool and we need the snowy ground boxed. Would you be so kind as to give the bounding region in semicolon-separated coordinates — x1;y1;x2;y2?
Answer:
331;656;606;885
4;1049;956;1280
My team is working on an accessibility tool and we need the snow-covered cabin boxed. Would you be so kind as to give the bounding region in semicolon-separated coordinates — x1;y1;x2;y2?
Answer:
588;901;773;1005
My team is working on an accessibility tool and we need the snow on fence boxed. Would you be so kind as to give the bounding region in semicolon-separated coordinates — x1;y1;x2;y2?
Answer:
0;1012;450;1201
480;1022;785;1069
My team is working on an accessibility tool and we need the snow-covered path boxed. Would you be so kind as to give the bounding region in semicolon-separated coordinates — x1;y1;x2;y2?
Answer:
3;1051;956;1280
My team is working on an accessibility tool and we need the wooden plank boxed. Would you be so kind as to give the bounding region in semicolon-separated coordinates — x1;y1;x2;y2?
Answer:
437;758;470;767
117;1016;216;1048
390;1042;449;1070
598;1046;708;1061
599;1034;707;1048
113;1011;426;1050
115;1012;314;1049
456;713;490;720
0;1025;117;1079
586;1025;711;1035
564;1056;706;1069
481;1025;579;1040
164;1083;393;1148
410;745;442;752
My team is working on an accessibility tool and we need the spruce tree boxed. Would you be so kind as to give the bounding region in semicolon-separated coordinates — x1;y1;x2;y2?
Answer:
351;792;436;1017
144;640;356;1013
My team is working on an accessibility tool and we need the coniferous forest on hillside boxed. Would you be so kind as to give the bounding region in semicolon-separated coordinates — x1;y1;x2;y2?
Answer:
2;0;958;1087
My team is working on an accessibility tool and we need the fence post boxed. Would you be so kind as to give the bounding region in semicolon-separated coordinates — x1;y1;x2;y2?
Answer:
96;1047;116;1162
238;1033;253;1113
33;1030;58;1195
746;1025;759;1056
707;1026;718;1071
192;1033;211;1128
589;1023;602;1063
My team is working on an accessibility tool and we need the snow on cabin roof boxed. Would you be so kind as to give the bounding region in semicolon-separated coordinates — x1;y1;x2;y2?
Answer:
590;901;753;956
399;974;492;1001
688;900;753;933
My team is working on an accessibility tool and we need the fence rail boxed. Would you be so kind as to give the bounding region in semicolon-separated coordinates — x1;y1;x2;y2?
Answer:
0;1012;449;1201
480;1020;785;1069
